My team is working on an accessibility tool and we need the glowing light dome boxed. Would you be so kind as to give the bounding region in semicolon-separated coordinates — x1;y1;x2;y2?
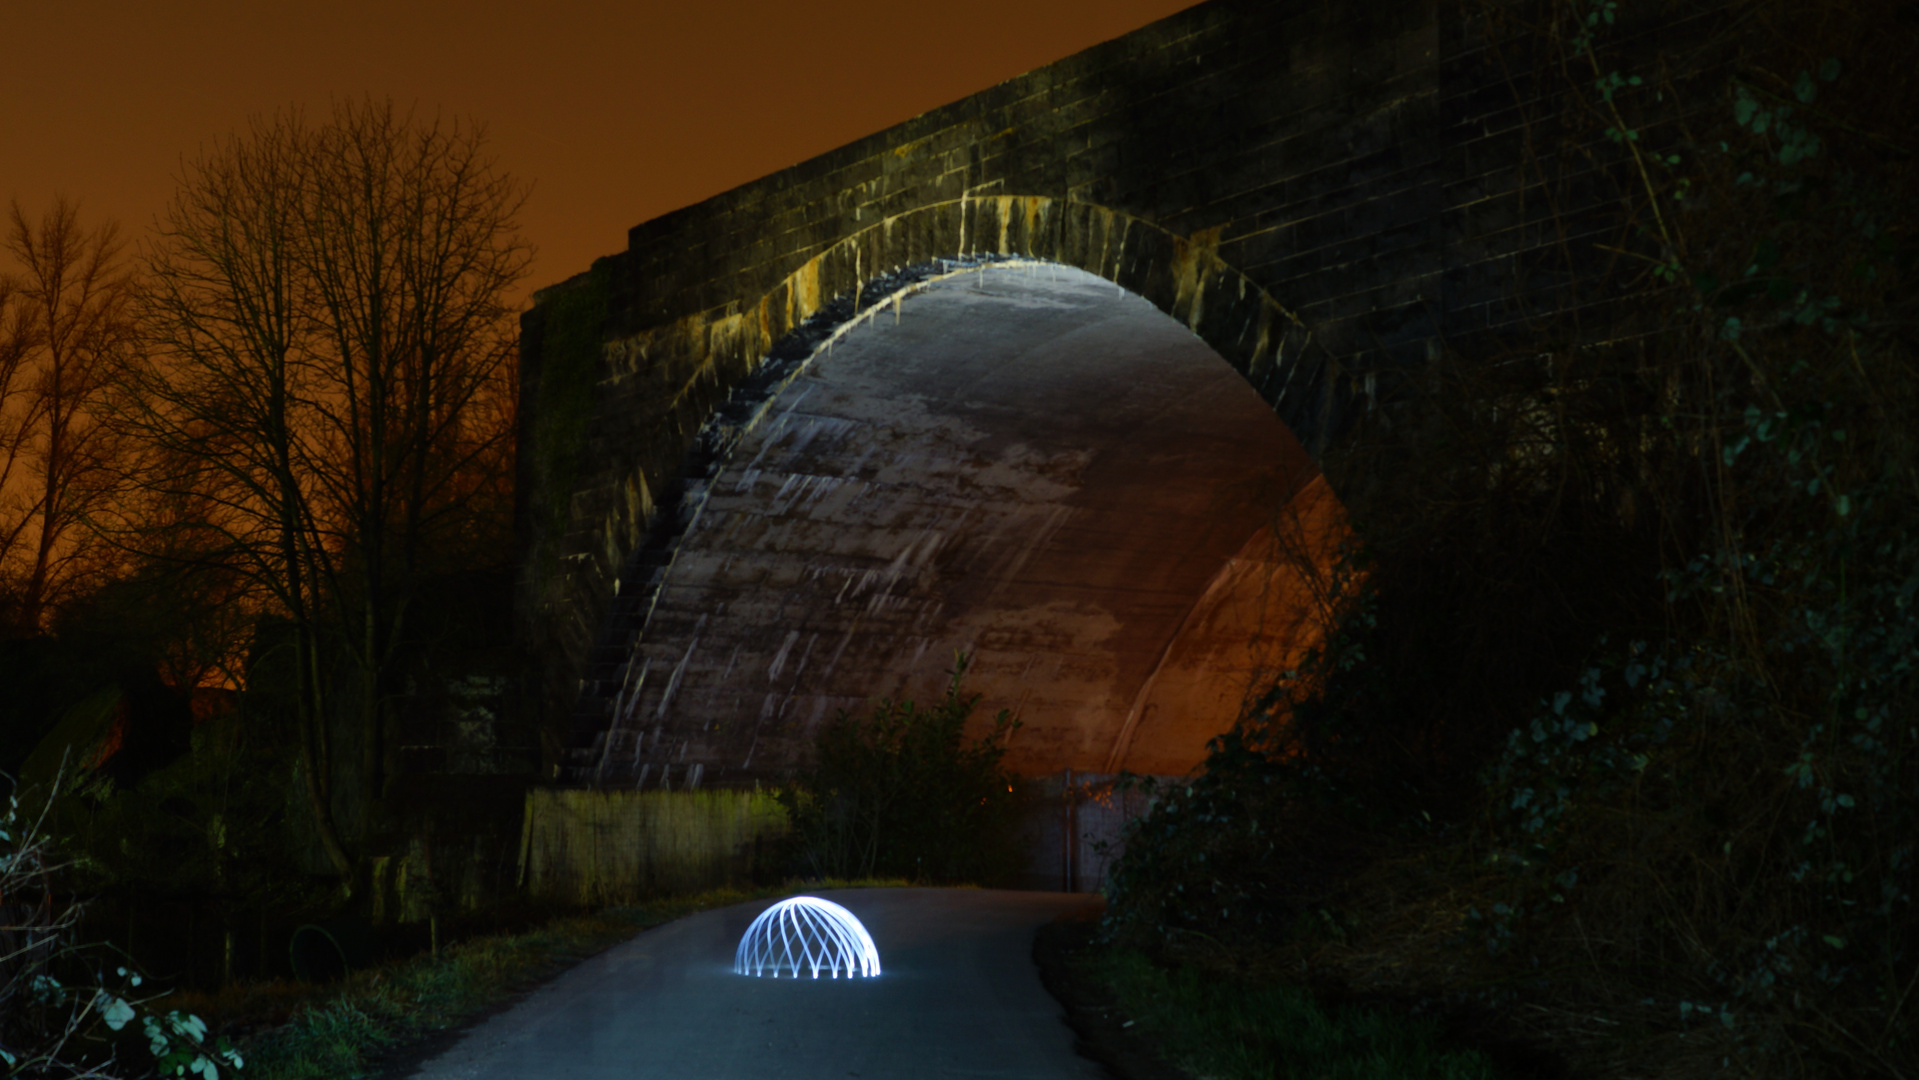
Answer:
734;896;881;979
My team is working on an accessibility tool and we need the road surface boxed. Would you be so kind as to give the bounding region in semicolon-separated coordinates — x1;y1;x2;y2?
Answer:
405;888;1107;1079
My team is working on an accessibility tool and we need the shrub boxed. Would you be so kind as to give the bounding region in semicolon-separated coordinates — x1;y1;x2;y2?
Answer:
1;765;242;1078
1104;0;1918;1074
778;654;1022;884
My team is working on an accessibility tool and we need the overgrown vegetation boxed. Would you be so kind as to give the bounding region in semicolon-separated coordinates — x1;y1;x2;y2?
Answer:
0;93;535;1028
779;654;1024;885
1101;0;1916;1077
2;769;245;1079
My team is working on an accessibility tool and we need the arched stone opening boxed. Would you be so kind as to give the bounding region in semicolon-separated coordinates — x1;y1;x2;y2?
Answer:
603;197;1342;464
560;257;1347;789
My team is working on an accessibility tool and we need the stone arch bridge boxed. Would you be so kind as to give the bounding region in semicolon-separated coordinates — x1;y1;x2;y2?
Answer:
516;0;1626;789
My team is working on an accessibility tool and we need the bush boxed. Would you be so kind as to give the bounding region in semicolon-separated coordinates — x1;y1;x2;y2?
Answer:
1;766;242;1078
778;654;1023;884
1103;0;1918;1075
1084;947;1499;1080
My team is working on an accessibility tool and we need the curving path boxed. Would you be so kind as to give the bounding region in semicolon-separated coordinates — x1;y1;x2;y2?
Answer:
404;888;1106;1080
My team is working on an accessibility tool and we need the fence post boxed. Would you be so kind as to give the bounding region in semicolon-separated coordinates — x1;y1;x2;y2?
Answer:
1063;768;1076;892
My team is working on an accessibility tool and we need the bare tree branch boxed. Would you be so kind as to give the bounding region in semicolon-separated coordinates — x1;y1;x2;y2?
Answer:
0;199;133;634
118;98;530;891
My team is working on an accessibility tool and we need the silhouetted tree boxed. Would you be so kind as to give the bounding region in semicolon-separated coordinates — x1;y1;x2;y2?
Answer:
119;98;530;890
0;275;36;612
0;199;133;634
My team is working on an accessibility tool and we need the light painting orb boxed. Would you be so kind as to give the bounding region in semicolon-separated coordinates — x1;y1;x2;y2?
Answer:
734;896;881;979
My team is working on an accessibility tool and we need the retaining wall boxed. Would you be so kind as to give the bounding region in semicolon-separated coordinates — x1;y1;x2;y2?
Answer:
517;788;789;905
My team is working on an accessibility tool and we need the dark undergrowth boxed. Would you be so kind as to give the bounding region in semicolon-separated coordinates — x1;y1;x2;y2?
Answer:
1099;0;1917;1077
779;654;1026;886
1081;947;1502;1080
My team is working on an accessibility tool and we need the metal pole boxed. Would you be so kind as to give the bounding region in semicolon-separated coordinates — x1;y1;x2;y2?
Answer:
1063;769;1076;892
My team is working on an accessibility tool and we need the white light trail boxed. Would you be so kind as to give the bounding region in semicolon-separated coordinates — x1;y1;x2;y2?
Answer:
733;896;881;979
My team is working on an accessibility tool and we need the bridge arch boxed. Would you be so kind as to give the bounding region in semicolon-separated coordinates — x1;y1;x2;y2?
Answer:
599;194;1341;466
517;0;1610;783
546;245;1346;788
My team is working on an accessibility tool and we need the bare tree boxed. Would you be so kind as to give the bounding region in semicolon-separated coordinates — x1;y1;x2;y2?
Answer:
0;200;133;634
298;99;529;819
123;99;530;890
0;274;41;581
123;110;360;880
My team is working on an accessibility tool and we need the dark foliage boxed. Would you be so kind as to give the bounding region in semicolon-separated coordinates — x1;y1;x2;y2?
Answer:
779;654;1024;885
1103;0;1917;1075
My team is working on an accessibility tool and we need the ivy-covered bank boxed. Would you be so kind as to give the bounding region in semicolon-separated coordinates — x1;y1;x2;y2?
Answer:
1098;0;1917;1077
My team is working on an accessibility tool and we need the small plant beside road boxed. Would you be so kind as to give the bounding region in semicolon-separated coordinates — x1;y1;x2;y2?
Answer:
779;653;1023;885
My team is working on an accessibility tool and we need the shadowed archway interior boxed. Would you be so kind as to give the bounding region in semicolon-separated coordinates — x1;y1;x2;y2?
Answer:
578;263;1344;788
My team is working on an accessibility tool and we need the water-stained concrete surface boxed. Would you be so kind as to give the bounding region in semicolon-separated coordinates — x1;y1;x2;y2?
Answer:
403;888;1105;1080
593;263;1342;788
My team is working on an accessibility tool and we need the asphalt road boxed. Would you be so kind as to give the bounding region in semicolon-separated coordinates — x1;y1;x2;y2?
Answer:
404;888;1108;1080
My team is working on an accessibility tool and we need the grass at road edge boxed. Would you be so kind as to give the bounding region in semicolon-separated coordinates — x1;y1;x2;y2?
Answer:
1080;947;1501;1080
217;880;908;1080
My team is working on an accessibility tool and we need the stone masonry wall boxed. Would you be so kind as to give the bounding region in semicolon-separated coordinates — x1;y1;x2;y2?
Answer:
517;0;1721;775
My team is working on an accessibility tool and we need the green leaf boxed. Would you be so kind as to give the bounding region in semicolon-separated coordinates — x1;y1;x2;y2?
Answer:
1819;57;1841;81
100;994;136;1031
1794;71;1818;103
1823;934;1847;948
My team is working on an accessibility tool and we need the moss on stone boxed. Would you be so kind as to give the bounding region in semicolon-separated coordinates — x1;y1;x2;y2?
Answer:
527;258;613;571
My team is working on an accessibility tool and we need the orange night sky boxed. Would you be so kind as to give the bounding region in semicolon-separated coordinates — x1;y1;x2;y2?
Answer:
3;0;1201;303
